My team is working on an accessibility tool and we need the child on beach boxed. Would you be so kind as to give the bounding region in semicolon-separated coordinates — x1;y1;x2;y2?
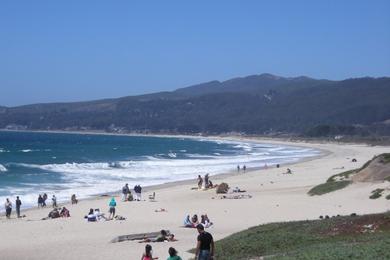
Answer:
141;244;158;260
167;247;182;260
108;197;117;220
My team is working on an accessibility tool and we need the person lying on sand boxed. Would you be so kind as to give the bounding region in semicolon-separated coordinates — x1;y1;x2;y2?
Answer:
155;208;167;213
139;230;177;243
232;187;246;193
220;194;252;199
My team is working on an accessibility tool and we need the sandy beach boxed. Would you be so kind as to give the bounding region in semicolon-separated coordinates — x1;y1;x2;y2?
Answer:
1;138;389;260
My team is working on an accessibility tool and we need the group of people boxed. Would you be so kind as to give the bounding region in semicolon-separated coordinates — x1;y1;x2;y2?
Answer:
4;197;22;219
141;224;214;260
141;245;182;260
197;174;216;190
37;193;60;208
121;183;143;202
46;206;70;219
237;164;247;172
184;214;213;228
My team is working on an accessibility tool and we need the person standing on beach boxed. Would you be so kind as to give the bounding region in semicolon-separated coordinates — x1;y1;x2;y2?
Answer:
243;165;246;172
195;224;214;260
204;174;209;189
42;193;48;207
52;195;57;208
4;198;12;219
15;196;22;218
108;197;117;220
237;165;240;172
197;175;203;190
122;183;130;201
38;194;43;208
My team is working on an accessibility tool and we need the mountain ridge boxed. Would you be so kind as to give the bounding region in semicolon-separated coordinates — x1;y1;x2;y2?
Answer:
1;73;390;136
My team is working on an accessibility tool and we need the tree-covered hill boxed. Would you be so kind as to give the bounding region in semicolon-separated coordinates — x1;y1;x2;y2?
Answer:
1;74;389;136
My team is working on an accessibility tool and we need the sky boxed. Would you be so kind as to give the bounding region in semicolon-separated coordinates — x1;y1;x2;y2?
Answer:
0;1;389;107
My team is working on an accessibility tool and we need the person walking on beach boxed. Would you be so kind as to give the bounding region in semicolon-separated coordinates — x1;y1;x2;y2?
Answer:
237;165;240;172
52;195;57;208
15;196;22;218
195;224;214;260
122;183;130;201
243;165;246;172
5;198;12;219
108;197;117;220
42;193;48;207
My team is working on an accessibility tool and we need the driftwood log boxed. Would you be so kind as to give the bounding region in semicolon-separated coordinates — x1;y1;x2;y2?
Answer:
110;230;170;243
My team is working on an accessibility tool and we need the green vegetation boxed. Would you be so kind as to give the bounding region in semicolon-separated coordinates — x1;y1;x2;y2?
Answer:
1;75;390;136
370;188;385;199
380;153;390;164
210;212;390;260
385;176;390;182
308;180;351;196
327;169;357;182
308;169;358;196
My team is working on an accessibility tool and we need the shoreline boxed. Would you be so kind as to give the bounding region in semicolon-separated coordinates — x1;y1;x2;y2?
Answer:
1;134;389;259
1;132;327;215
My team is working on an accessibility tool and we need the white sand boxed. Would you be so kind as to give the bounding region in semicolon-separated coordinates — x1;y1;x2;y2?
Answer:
1;138;389;260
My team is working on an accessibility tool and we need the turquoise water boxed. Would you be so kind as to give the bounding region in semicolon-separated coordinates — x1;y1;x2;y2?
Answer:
0;131;319;209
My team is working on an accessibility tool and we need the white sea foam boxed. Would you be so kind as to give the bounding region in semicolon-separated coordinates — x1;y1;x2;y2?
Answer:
0;140;320;211
0;164;7;172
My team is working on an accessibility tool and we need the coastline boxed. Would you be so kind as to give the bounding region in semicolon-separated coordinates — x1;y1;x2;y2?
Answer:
0;134;389;259
0;130;325;212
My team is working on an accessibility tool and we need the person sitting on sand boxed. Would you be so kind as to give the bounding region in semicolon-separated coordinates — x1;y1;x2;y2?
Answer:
108;197;117;220
191;214;199;226
94;208;108;221
184;215;193;228
86;208;97;222
201;214;213;228
60;207;70;218
286;168;292;174
48;208;60;219
167;247;182;260
71;194;78;204
141;244;158;260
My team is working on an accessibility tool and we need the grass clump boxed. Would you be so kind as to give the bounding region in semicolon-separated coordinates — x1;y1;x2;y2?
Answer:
308;169;357;196
308;180;351;196
209;212;390;260
327;169;357;182
369;188;385;199
380;153;390;164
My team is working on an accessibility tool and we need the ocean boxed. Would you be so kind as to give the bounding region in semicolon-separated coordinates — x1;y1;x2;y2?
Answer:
0;131;319;210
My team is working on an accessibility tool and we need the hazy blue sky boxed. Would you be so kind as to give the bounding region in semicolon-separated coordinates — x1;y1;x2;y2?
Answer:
1;1;389;106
